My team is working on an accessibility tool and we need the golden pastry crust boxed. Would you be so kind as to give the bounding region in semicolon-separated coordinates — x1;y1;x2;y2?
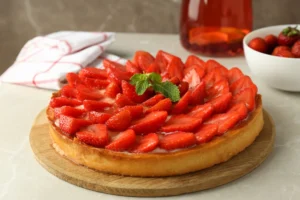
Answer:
47;95;264;177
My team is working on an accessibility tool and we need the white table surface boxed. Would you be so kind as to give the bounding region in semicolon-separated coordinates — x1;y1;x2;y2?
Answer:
1;33;300;200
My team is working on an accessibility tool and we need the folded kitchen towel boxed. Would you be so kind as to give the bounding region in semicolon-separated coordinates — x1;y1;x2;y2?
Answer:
0;31;126;90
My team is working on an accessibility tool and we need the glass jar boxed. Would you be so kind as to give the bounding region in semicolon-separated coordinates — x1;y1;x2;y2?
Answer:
180;0;252;57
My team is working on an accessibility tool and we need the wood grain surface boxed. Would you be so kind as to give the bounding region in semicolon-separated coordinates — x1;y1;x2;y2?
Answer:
29;109;275;197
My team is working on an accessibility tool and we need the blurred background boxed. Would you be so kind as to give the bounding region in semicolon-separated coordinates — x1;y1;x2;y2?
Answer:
1;0;300;74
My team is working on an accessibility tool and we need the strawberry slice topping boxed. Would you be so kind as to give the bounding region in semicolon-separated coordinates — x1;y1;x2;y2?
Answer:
142;94;165;107
205;60;228;77
59;115;91;135
103;59;132;84
178;81;189;96
230;76;258;95
115;93;136;107
161;115;202;132
206;79;230;100
203;68;226;89
76;85;104;101
227;103;248;120
227;67;244;85
160;132;196;150
204;112;240;135
105;81;121;98
185;55;205;68
171;90;191;114
106;110;132;131
209;93;232;114
146;98;172;114
130;111;168;134
54;106;85;118
50;97;82;108
61;85;77;98
83;100;112;112
125;60;141;74
105;129;136;151
78;67;108;79
118;105;144;119
231;88;256;111
121;81;149;103
81;77;109;89
165;57;184;81
132;51;155;72
195;124;218;144
66;73;81;87
76;124;109;147
190;81;205;105
187;103;213;121
88;111;112;124
131;133;159;153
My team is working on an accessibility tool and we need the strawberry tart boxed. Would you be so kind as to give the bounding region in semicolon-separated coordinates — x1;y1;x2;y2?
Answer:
47;50;264;177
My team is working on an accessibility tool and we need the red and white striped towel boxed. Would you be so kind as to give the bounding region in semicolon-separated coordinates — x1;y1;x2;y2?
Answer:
0;31;126;90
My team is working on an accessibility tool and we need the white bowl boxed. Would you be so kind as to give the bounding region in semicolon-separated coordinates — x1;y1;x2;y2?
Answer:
243;24;300;92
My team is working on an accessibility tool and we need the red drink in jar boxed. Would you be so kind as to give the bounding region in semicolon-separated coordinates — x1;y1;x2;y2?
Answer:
180;0;252;56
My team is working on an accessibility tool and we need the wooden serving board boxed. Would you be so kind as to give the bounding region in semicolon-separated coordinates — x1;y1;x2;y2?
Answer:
29;109;275;197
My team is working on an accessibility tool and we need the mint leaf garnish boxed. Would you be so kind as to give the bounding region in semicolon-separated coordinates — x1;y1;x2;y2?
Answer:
129;72;180;102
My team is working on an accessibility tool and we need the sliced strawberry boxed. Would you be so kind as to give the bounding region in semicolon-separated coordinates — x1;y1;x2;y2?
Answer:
131;133;159;153
76;124;109;147
125;60;141;74
183;64;205;80
179;81;189;96
105;81;121;98
106;109;132;131
105;129;136;151
130;111;168;134
169;76;181;85
203;68;226;89
231;88;256;111
195;124;218;144
115;93;135;107
83;100;112;112
103;59;132;84
78;67;108;79
59;115;91;135
204;112;240;135
227;103;248;120
161;115;202;132
50;97;82;108
190;81;205;105
209;92;232;114
66;72;81;87
187;103;213;121
185;55;205;68
205;60;228;77
145;98;172;114
165;57;184;81
227;67;244;85
121;81;149;103
155;50;177;74
88;111;112;124
230;76;257;95
160;132;196;150
54;106;85;118
119;105;144;119
61;85;77;98
76;85;104;101
144;62;160;73
206;79;230;100
142;94;165;107
183;68;201;89
132;51;155;71
81;77;109;89
172;90;191;114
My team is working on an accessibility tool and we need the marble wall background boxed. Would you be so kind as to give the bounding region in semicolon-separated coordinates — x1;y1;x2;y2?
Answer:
1;0;300;73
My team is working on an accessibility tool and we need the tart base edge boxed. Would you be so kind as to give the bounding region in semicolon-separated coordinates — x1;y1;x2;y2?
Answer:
48;95;264;177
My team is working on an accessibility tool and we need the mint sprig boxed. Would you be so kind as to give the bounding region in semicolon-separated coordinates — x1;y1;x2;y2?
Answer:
130;73;180;102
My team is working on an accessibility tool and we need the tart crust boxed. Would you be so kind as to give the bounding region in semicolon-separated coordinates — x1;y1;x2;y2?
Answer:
48;95;263;177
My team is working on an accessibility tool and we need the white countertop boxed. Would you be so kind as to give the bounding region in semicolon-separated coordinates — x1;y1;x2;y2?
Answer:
1;33;300;200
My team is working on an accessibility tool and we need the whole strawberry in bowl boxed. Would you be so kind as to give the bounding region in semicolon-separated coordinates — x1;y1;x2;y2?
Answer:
243;24;300;92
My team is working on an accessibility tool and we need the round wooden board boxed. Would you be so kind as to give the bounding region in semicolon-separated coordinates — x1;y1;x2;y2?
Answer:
29;109;275;197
